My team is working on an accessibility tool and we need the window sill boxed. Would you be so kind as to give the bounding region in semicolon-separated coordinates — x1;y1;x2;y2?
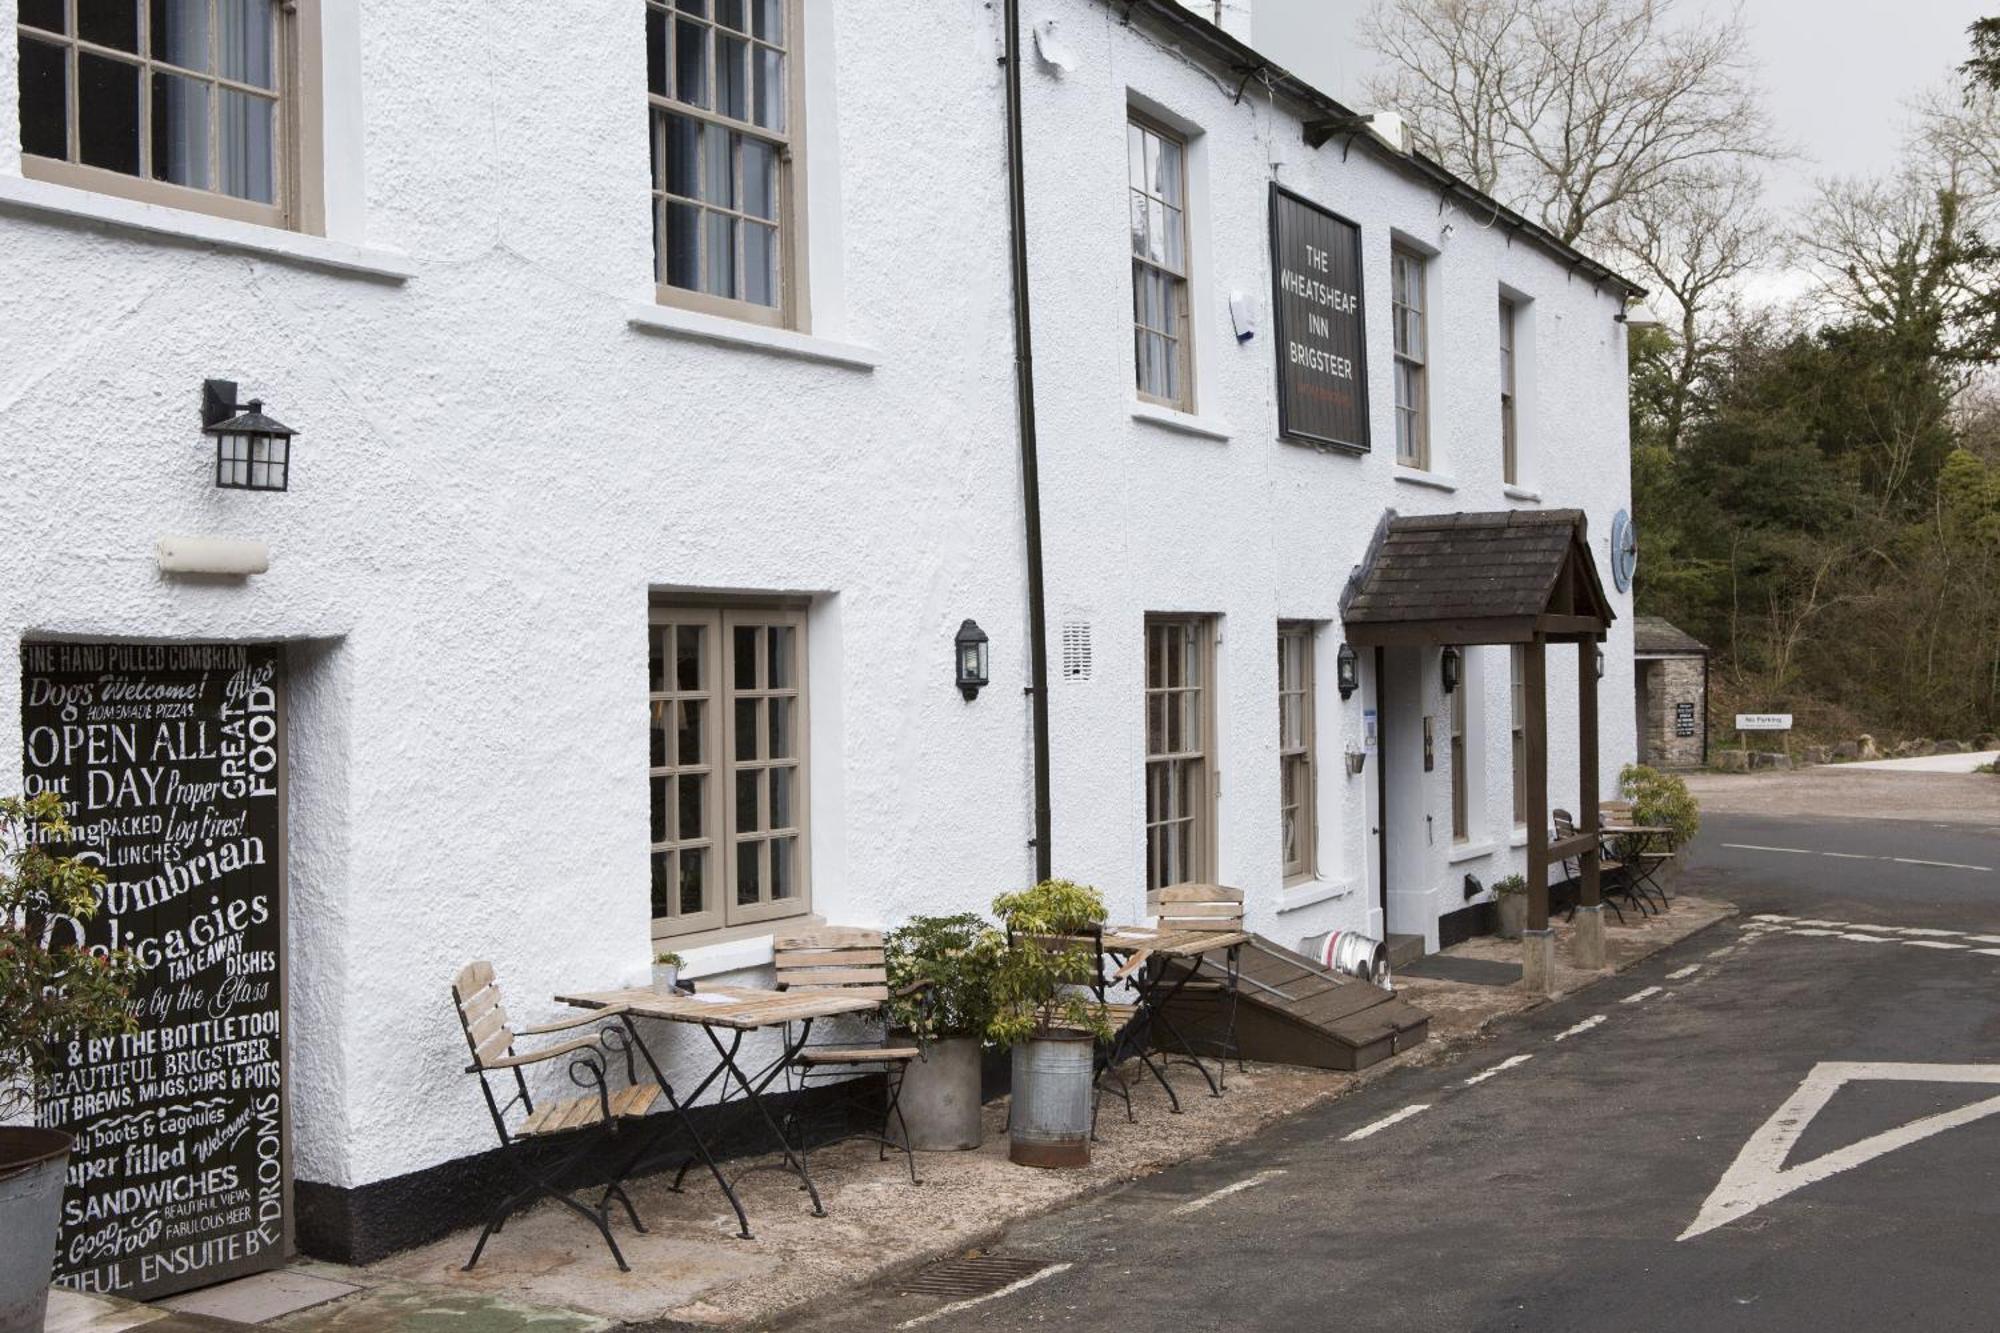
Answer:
1393;466;1459;493
1131;400;1233;442
667;913;826;980
1509;825;1529;848
1504;484;1543;503
1449;838;1502;864
0;173;417;282
626;302;879;370
1277;877;1358;913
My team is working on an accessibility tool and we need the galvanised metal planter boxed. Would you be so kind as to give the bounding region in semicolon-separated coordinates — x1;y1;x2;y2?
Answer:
0;1127;72;1333
892;1036;984;1151
1008;1032;1094;1169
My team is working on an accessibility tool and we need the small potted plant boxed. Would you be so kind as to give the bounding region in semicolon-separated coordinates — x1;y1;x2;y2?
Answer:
884;913;1004;1150
1;793;140;1331
988;879;1110;1169
652;950;687;991
1492;873;1529;940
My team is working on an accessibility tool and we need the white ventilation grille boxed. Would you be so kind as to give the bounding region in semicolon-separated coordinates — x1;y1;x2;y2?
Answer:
1060;622;1093;680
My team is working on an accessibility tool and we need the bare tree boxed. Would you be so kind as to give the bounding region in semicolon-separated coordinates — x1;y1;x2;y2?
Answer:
1362;0;1780;247
1611;164;1774;452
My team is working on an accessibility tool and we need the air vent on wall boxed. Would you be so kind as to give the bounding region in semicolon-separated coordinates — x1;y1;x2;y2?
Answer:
1061;622;1093;680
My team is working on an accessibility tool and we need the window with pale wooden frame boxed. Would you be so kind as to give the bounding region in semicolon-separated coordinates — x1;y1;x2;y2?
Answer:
1499;297;1519;484
1145;615;1216;892
1510;645;1526;827
647;0;806;329
16;0;322;230
1278;622;1316;882
1128;114;1194;411
1392;247;1430;468
1450;652;1469;843
649;604;808;940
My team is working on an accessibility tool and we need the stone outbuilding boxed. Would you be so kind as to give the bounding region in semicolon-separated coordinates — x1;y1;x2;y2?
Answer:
1634;617;1710;769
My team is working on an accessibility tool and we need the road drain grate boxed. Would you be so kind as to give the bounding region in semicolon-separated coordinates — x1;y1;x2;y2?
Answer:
900;1254;1054;1299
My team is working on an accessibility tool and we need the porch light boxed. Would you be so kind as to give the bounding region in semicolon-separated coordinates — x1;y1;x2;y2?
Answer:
1336;643;1359;700
1441;645;1461;695
955;619;990;700
201;379;294;492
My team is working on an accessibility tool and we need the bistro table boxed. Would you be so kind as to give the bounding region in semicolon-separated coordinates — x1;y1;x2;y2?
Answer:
555;983;880;1237
1098;925;1249;1113
1603;822;1676;909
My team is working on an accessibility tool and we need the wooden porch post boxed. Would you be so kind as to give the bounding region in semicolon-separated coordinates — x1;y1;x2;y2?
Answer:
1574;637;1607;969
1523;637;1549;931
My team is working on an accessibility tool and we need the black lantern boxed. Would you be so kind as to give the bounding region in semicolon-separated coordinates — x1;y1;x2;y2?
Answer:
1440;645;1461;695
1336;642;1359;700
202;379;294;491
1596;645;1606;679
955;619;989;700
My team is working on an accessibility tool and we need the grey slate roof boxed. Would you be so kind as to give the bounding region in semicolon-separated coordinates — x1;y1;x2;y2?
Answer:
1343;510;1612;627
1635;615;1708;656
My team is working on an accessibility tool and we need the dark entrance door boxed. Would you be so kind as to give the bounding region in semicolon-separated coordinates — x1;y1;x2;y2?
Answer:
21;642;288;1301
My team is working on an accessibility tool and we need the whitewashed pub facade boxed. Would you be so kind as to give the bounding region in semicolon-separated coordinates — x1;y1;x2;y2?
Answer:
0;0;1638;1276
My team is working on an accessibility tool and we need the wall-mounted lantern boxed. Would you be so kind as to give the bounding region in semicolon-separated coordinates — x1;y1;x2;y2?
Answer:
955;619;989;700
1440;645;1461;695
1596;645;1607;679
202;379;294;492
1336;642;1359;700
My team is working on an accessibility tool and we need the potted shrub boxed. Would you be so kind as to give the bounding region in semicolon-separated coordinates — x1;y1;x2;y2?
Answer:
884;913;1004;1151
652;950;687;991
989;879;1110;1169
1;794;140;1331
1491;873;1529;940
1619;763;1701;889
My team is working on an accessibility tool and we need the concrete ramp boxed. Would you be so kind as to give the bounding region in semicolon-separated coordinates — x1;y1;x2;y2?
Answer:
1163;934;1430;1072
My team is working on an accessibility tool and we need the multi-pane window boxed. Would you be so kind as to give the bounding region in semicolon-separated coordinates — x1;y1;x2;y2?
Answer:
1278;623;1316;882
1510;645;1526;827
1145;616;1215;892
648;0;799;324
649;605;808;939
1450;653;1469;843
16;0;305;227
1500;297;1519;484
1392;247;1430;468
1129;115;1193;411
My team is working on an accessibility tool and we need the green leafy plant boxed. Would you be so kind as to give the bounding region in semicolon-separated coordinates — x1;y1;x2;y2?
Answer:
653;951;686;969
1619;763;1701;846
883;913;1004;1041
1492;873;1529;897
1;792;142;1120
986;879;1111;1048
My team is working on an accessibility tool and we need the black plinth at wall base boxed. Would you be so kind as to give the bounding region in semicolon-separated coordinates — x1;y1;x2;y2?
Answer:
295;1077;883;1266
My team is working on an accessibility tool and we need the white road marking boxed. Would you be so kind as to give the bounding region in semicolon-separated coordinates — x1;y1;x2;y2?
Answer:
1464;1054;1535;1086
1723;843;1815;854
1343;1104;1431;1141
1169;1169;1286;1216
1721;847;1990;873
1892;858;1992;872
1893;927;1963;937
1621;986;1664;1004
1553;1015;1607;1041
1964;935;2000;945
1839;934;1893;943
896;1263;1073;1327
1822;852;1872;860
1681;1063;2000;1241
1976;949;2000;959
1903;939;1969;950
1667;964;1703;980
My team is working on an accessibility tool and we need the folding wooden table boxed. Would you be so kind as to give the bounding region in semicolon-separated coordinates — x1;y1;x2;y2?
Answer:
556;984;879;1237
1098;926;1248;1112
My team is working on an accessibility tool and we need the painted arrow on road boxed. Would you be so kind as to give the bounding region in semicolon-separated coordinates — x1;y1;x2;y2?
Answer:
1681;1062;2000;1240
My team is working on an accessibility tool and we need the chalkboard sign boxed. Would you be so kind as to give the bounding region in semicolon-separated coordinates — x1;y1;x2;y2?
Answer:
1269;183;1370;452
22;642;287;1301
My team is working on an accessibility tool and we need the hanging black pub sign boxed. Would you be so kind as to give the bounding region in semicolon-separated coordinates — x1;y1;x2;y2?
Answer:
21;641;287;1301
1269;183;1370;452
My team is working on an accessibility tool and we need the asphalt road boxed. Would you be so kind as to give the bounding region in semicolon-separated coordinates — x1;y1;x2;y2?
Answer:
778;807;2000;1332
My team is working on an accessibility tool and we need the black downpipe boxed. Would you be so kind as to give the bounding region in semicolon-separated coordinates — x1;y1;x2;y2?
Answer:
1002;0;1053;882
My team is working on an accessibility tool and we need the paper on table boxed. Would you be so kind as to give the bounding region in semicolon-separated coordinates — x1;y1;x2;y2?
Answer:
686;993;738;1005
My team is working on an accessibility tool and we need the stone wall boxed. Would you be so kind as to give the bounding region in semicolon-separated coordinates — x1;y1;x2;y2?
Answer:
1640;656;1706;769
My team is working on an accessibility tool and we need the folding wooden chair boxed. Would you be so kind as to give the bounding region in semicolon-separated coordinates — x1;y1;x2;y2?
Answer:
1552;810;1641;924
1148;884;1245;1088
451;961;661;1272
772;927;925;1185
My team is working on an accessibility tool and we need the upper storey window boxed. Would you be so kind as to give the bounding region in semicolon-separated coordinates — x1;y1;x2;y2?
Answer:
648;0;805;328
1128;113;1193;411
16;0;316;229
